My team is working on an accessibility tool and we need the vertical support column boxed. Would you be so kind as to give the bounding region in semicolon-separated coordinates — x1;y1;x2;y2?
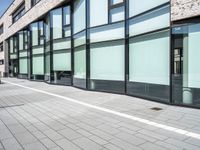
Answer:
183;35;193;104
86;0;90;89
4;40;9;77
50;14;54;83
29;25;33;80
16;34;19;78
124;0;129;93
71;2;74;86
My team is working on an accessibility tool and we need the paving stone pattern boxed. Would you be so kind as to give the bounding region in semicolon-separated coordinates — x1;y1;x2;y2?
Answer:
0;78;200;150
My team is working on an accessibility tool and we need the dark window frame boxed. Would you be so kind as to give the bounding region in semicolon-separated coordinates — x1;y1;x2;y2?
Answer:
0;42;3;52
12;2;25;23
0;24;3;35
0;59;4;65
31;0;41;7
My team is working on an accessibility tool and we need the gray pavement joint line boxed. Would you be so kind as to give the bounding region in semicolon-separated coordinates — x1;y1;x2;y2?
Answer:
2;80;200;140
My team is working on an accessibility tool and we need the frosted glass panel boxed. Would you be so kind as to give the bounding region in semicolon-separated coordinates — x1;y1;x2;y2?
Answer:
51;8;62;39
32;46;44;54
53;40;71;50
188;24;200;88
129;0;169;17
53;52;71;71
110;6;125;22
19;52;27;57
45;54;50;74
10;54;17;59
32;56;44;75
129;30;169;85
19;58;28;74
19;32;23;50
10;38;13;53
74;46;86;79
129;6;169;36
31;23;38;46
90;0;108;27
73;0;86;34
90;41;124;81
64;26;71;37
74;31;86;47
90;23;124;43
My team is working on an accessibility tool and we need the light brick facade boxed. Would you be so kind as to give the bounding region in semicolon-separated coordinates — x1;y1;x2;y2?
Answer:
171;0;200;21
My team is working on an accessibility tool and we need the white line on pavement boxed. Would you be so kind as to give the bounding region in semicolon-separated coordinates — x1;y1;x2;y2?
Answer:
3;80;200;140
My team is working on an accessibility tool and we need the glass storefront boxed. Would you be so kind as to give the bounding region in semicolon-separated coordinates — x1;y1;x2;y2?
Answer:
7;0;200;108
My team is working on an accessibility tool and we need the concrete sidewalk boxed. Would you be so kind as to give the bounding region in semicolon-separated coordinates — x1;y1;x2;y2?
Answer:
0;78;200;150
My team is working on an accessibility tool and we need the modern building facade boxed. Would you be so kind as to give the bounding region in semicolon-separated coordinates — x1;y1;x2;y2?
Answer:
0;0;200;108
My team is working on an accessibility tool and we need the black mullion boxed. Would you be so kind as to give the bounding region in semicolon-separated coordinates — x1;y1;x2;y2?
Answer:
16;34;19;76
71;1;74;86
37;22;40;46
108;0;111;23
43;21;45;78
86;0;90;89
8;39;10;76
29;24;33;79
125;0;129;93
50;13;54;82
169;2;173;104
62;7;65;38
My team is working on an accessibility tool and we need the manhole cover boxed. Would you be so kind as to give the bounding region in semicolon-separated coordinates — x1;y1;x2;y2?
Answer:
150;107;163;111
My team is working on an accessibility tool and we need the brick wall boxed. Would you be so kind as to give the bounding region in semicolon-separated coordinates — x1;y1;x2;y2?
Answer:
171;0;200;21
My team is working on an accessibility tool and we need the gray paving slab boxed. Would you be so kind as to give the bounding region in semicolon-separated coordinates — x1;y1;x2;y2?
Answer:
1;78;200;150
55;138;81;150
73;137;102;150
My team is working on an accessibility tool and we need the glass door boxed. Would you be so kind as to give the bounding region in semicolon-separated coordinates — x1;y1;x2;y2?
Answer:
172;24;200;107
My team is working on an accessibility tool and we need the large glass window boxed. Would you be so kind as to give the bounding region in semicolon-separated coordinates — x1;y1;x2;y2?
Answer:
129;31;169;85
172;23;200;107
74;46;86;79
50;6;72;84
73;0;86;34
18;31;28;75
30;21;44;78
129;5;170;37
31;23;39;46
51;8;62;39
128;30;170;101
90;22;125;43
9;36;18;77
129;0;169;17
90;40;124;81
90;0;108;27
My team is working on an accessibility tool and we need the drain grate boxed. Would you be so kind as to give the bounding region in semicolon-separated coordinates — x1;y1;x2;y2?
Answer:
150;107;163;111
0;104;24;109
